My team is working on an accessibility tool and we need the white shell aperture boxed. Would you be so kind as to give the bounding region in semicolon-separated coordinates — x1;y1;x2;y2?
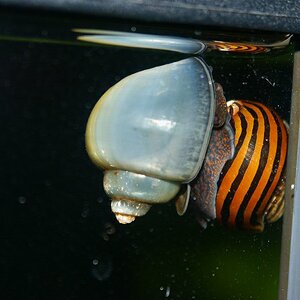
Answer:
86;57;215;223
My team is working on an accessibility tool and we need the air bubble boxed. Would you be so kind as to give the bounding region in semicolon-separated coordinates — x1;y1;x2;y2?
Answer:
165;286;171;297
91;257;112;281
81;208;89;218
104;223;115;235
18;196;26;204
97;197;104;203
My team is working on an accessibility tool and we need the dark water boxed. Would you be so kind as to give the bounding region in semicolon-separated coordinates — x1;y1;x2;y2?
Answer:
0;10;294;300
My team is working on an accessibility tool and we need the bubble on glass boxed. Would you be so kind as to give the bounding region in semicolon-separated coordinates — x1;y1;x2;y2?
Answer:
81;208;89;218
81;201;90;218
44;180;52;187
102;233;109;241
18;196;26;204
97;197;104;204
101;222;116;241
165;286;171;297
41;29;48;37
160;285;171;297
91;257;113;281
104;223;115;235
88;86;95;93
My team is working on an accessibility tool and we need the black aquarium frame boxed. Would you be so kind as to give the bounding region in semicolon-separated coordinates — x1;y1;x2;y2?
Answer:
1;1;299;300
0;0;300;34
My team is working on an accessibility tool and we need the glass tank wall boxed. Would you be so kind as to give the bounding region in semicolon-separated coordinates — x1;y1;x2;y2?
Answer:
0;10;295;300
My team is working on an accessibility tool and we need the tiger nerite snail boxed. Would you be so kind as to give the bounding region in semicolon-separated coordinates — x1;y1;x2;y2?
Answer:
80;29;288;231
192;100;288;232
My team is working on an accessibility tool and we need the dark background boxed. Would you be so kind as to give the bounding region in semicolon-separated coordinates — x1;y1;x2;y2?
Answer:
0;9;294;300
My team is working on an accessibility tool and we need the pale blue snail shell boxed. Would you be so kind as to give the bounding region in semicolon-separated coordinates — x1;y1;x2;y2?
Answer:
86;57;216;223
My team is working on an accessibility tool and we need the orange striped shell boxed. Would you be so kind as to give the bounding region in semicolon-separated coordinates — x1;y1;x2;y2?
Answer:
217;100;288;231
192;100;288;232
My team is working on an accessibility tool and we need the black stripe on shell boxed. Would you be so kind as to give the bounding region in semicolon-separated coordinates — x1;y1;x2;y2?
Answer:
250;108;283;227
